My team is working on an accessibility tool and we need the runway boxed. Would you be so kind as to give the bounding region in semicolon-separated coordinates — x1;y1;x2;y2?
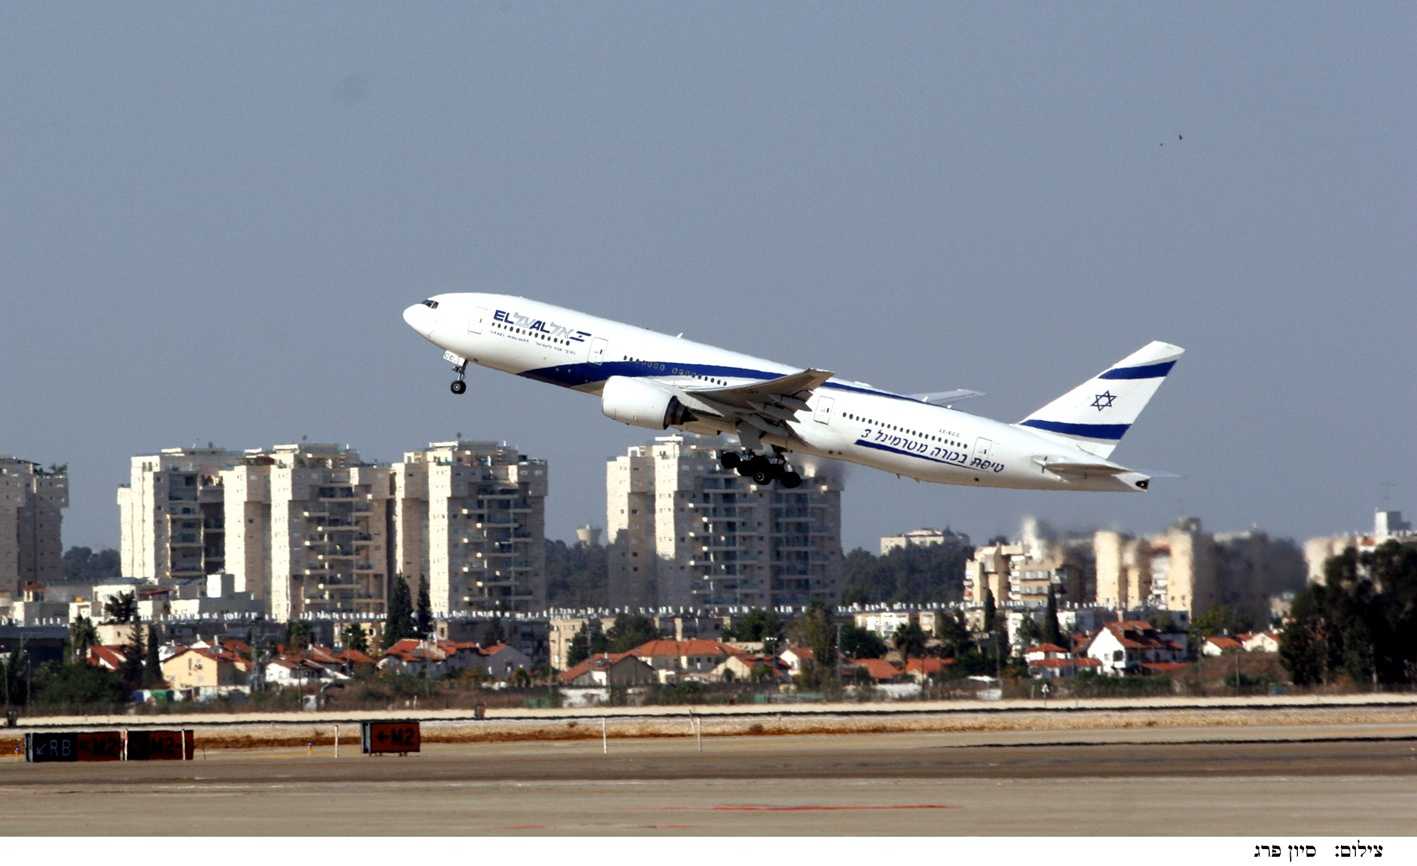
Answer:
5;724;1417;835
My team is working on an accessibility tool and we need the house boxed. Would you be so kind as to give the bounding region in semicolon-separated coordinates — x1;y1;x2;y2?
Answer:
264;655;333;685
1085;620;1187;676
710;653;789;684
844;658;904;683
479;643;533;679
88;645;127;672
161;647;247;692
1243;631;1281;653
379;639;450;677
558;652;658;687
1023;643;1073;664
778;645;816;674
1202;636;1245;657
629;639;737;682
903;657;956;682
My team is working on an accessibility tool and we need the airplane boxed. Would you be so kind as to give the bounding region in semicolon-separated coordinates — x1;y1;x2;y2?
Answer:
402;294;1182;493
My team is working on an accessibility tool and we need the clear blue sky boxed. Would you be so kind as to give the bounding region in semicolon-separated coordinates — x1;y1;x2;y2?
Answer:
2;3;1412;552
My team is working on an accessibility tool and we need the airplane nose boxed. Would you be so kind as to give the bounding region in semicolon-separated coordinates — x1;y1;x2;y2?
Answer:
402;303;435;338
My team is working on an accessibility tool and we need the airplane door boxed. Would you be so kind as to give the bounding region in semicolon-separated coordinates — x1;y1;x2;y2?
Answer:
587;337;609;365
974;437;993;459
467;307;489;335
813;396;834;425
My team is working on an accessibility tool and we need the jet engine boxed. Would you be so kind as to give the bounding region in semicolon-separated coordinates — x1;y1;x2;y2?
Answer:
601;376;695;430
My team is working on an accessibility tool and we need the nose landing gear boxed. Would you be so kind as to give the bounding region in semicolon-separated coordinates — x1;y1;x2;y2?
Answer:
447;354;468;396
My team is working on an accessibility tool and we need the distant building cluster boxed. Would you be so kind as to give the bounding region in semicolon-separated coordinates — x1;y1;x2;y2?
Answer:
113;440;547;621
961;515;1304;623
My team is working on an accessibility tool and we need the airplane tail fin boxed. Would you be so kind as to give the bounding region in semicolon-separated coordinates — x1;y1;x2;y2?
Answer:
1016;341;1184;459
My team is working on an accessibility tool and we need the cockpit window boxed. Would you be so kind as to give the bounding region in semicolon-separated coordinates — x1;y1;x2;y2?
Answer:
421;299;439;309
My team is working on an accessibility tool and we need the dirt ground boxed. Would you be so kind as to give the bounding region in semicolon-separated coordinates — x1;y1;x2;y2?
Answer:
7;701;1416;753
4;729;1417;835
4;705;1417;835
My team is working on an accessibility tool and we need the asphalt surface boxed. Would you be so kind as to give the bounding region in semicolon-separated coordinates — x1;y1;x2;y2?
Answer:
5;727;1417;834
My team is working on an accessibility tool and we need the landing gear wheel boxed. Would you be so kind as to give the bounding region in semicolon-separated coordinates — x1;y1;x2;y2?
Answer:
450;380;467;395
780;470;803;489
720;451;741;471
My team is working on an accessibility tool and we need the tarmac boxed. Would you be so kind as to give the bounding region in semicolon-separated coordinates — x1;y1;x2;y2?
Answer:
5;720;1417;835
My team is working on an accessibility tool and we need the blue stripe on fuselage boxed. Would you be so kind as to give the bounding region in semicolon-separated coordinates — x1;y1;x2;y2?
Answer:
1098;360;1176;380
520;360;922;402
855;438;969;467
1019;419;1130;440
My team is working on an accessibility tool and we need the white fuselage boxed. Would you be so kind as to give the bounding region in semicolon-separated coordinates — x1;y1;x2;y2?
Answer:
402;293;1145;493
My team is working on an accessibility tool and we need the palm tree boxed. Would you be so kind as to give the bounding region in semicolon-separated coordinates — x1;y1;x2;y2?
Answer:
893;622;929;665
104;591;137;624
69;615;98;664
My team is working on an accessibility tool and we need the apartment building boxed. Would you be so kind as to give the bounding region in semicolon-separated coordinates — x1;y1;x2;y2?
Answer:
223;444;393;621
117;447;243;582
1094;530;1153;610
0;457;68;592
606;436;842;609
391;440;548;615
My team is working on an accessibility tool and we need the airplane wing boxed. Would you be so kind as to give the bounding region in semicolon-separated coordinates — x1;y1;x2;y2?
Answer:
676;368;834;445
909;388;985;405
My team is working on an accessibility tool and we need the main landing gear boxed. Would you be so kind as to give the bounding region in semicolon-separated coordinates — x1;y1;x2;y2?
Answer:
719;451;803;488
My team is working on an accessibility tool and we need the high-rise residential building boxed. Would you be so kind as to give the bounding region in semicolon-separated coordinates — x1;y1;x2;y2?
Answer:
117;447;243;582
391;440;548;615
606;435;843;609
1093;530;1152;610
223;444;394;621
0;457;68;592
965;539;1084;610
1149;517;1217;616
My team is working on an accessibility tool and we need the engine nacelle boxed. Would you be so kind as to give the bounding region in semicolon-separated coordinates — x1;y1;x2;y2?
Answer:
601;376;694;430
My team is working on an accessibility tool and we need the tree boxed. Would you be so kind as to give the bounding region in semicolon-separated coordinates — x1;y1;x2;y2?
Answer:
383;576;417;649
69;614;98;664
119;627;145;692
893;621;929;663
982;588;997;633
605;613;657;652
935;612;974;659
1044;585;1064;646
544;539;609;607
839;625;888;659
416;581;433;636
63;546;121;582
342;623;369;654
723;609;785;643
142;625;165;689
32;662;127;707
789;602;836;667
1015;615;1043;653
839;536;974;605
104;591;137;625
1278;544;1417;689
285;620;313;651
566;620;609;668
